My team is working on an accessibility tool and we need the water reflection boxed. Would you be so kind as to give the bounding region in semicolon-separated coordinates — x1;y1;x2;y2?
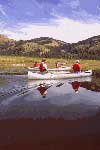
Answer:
0;71;100;149
74;70;100;92
28;77;92;98
72;81;80;93
37;83;52;98
0;71;100;120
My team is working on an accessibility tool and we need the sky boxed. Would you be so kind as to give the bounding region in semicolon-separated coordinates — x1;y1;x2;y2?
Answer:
0;0;100;43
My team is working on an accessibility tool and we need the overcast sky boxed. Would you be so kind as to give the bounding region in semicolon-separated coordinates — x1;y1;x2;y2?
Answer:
0;0;100;43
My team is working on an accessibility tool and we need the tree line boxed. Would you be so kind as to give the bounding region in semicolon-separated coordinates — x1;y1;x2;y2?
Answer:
0;35;100;60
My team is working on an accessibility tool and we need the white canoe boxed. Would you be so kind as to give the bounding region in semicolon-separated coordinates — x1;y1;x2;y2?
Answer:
28;66;71;72
28;70;92;80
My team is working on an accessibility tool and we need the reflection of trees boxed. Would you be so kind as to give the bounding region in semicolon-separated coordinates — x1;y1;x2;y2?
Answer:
80;71;100;92
81;82;100;92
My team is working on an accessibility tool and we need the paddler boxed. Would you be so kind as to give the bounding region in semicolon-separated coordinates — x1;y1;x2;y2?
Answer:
55;61;61;68
39;59;48;73
34;61;39;68
73;60;81;73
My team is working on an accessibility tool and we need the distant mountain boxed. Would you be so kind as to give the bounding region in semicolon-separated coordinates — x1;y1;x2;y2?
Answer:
0;34;100;60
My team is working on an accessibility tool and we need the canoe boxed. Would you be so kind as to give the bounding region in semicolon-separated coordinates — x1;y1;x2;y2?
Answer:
28;70;92;80
28;66;71;72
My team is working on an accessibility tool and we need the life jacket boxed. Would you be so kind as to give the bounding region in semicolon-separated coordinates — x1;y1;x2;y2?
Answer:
39;62;46;72
34;63;39;67
73;63;80;72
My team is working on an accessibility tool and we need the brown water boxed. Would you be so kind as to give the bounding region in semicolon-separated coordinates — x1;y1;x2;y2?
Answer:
0;70;100;150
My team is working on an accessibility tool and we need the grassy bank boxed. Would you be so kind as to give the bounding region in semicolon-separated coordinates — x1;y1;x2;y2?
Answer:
0;56;100;71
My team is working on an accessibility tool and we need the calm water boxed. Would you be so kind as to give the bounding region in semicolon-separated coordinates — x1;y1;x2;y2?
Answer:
0;70;100;120
0;70;100;150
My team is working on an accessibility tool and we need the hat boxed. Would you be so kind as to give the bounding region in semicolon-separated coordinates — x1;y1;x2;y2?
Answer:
76;60;80;63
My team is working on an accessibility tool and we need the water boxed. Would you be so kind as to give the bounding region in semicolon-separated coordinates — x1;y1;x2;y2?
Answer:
0;70;100;149
0;70;100;120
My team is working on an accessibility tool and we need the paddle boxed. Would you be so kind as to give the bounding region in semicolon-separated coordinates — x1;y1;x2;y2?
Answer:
56;82;64;87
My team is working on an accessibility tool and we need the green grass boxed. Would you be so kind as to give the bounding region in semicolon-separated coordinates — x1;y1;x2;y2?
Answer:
0;56;100;71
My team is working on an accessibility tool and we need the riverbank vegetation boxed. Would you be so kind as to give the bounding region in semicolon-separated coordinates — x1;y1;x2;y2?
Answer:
0;56;100;71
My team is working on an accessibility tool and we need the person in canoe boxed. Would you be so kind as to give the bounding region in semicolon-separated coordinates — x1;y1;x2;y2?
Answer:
34;61;39;68
39;59;48;73
73;60;81;73
72;81;80;93
55;61;61;68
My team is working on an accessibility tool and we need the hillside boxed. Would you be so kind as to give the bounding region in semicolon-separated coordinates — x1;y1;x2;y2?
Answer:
72;35;100;60
0;34;15;55
0;34;100;60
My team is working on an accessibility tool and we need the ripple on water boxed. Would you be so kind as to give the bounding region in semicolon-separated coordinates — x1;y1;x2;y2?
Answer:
0;75;27;99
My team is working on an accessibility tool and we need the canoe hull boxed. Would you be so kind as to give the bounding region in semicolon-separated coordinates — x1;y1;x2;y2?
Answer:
28;70;92;80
